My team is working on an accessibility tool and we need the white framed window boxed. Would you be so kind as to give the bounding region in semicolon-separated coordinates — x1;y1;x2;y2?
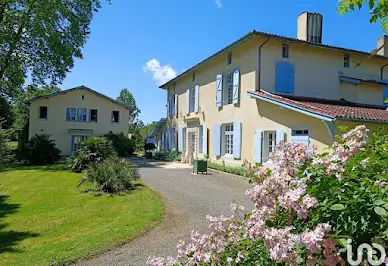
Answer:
222;123;234;155
66;108;76;121
282;44;289;59
344;54;350;68
77;108;87;122
227;51;232;65
292;129;309;136
38;106;48;119
112;110;120;123
268;132;277;154
224;72;233;105
189;88;195;113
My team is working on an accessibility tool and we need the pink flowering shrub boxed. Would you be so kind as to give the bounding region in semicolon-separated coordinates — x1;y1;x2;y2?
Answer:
148;125;388;265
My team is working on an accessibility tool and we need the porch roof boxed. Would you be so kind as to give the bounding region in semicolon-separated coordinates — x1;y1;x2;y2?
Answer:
248;90;388;124
147;118;167;138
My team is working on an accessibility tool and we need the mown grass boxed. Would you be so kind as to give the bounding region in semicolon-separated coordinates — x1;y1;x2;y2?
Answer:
0;164;163;266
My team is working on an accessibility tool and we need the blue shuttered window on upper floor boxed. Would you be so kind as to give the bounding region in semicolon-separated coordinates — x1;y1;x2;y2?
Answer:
275;62;295;94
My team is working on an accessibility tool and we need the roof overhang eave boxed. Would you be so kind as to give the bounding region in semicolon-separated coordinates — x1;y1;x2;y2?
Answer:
247;91;334;122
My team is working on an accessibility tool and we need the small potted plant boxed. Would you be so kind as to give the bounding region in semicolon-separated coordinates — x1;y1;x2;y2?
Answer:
193;157;208;174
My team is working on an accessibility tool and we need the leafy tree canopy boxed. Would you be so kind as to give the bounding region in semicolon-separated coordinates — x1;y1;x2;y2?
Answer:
339;0;388;31
12;85;60;131
116;88;141;121
0;0;106;99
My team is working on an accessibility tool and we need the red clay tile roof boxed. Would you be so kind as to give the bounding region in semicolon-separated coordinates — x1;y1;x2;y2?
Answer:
248;90;388;123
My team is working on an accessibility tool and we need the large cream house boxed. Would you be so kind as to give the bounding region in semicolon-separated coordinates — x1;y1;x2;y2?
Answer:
159;12;388;165
27;86;131;156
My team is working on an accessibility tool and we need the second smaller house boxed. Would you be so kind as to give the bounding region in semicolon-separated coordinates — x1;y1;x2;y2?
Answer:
146;118;167;152
26;86;132;156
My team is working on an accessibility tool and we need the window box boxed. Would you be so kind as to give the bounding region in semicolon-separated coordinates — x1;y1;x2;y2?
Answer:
193;159;207;174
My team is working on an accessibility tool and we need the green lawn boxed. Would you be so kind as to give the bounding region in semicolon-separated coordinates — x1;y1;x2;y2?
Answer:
0;164;163;266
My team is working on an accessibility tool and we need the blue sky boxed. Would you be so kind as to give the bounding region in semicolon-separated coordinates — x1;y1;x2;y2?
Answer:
60;0;384;124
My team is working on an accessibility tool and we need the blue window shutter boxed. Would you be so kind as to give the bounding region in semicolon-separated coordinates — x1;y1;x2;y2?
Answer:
186;88;190;114
276;128;284;145
167;128;171;151
275;62;294;94
233;69;240;104
233;122;242;159
291;135;310;147
213;124;221;156
384;88;388;107
194;85;199;112
178;127;184;152
216;74;223;107
202;123;207;156
175;94;178;117
254;129;263;163
161;132;165;151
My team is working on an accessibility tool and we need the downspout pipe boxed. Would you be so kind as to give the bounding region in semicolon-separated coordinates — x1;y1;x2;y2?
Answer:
381;63;388;81
257;37;270;91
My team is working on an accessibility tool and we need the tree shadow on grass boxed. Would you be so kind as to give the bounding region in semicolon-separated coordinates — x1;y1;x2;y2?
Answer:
80;183;146;197
0;223;39;253
0;195;39;254
0;163;68;173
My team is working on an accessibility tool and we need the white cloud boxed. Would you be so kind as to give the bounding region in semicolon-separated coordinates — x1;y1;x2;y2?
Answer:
143;58;177;86
215;0;222;8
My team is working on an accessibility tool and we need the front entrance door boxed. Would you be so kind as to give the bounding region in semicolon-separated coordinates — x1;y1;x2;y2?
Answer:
71;135;88;154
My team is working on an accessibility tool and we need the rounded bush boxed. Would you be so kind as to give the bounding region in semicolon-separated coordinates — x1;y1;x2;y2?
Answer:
79;157;140;193
68;137;116;172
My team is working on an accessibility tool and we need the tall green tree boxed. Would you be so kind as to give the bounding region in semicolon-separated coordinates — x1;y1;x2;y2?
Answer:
116;88;141;122
339;0;388;31
0;0;106;99
12;85;60;131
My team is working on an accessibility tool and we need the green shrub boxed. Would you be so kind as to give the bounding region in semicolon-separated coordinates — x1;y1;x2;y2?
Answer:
152;151;181;161
153;151;166;160
0;122;10;164
79;157;140;193
144;143;156;151
68;137;116;173
166;150;181;161
21;134;61;165
207;161;246;176
104;131;135;157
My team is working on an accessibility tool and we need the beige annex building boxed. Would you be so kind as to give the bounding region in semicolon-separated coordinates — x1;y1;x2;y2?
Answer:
27;86;131;156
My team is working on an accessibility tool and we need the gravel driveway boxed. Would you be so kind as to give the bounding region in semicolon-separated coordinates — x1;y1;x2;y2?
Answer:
74;158;253;266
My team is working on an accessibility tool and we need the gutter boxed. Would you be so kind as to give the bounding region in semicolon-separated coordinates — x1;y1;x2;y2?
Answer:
257;37;270;91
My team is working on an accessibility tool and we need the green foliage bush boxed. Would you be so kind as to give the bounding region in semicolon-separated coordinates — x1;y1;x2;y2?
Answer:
302;129;388;249
21;134;61;165
0;122;10;164
79;157;140;193
144;143;156;151
153;151;181;161
68;137;116;173
104;131;135;157
207;161;246;176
